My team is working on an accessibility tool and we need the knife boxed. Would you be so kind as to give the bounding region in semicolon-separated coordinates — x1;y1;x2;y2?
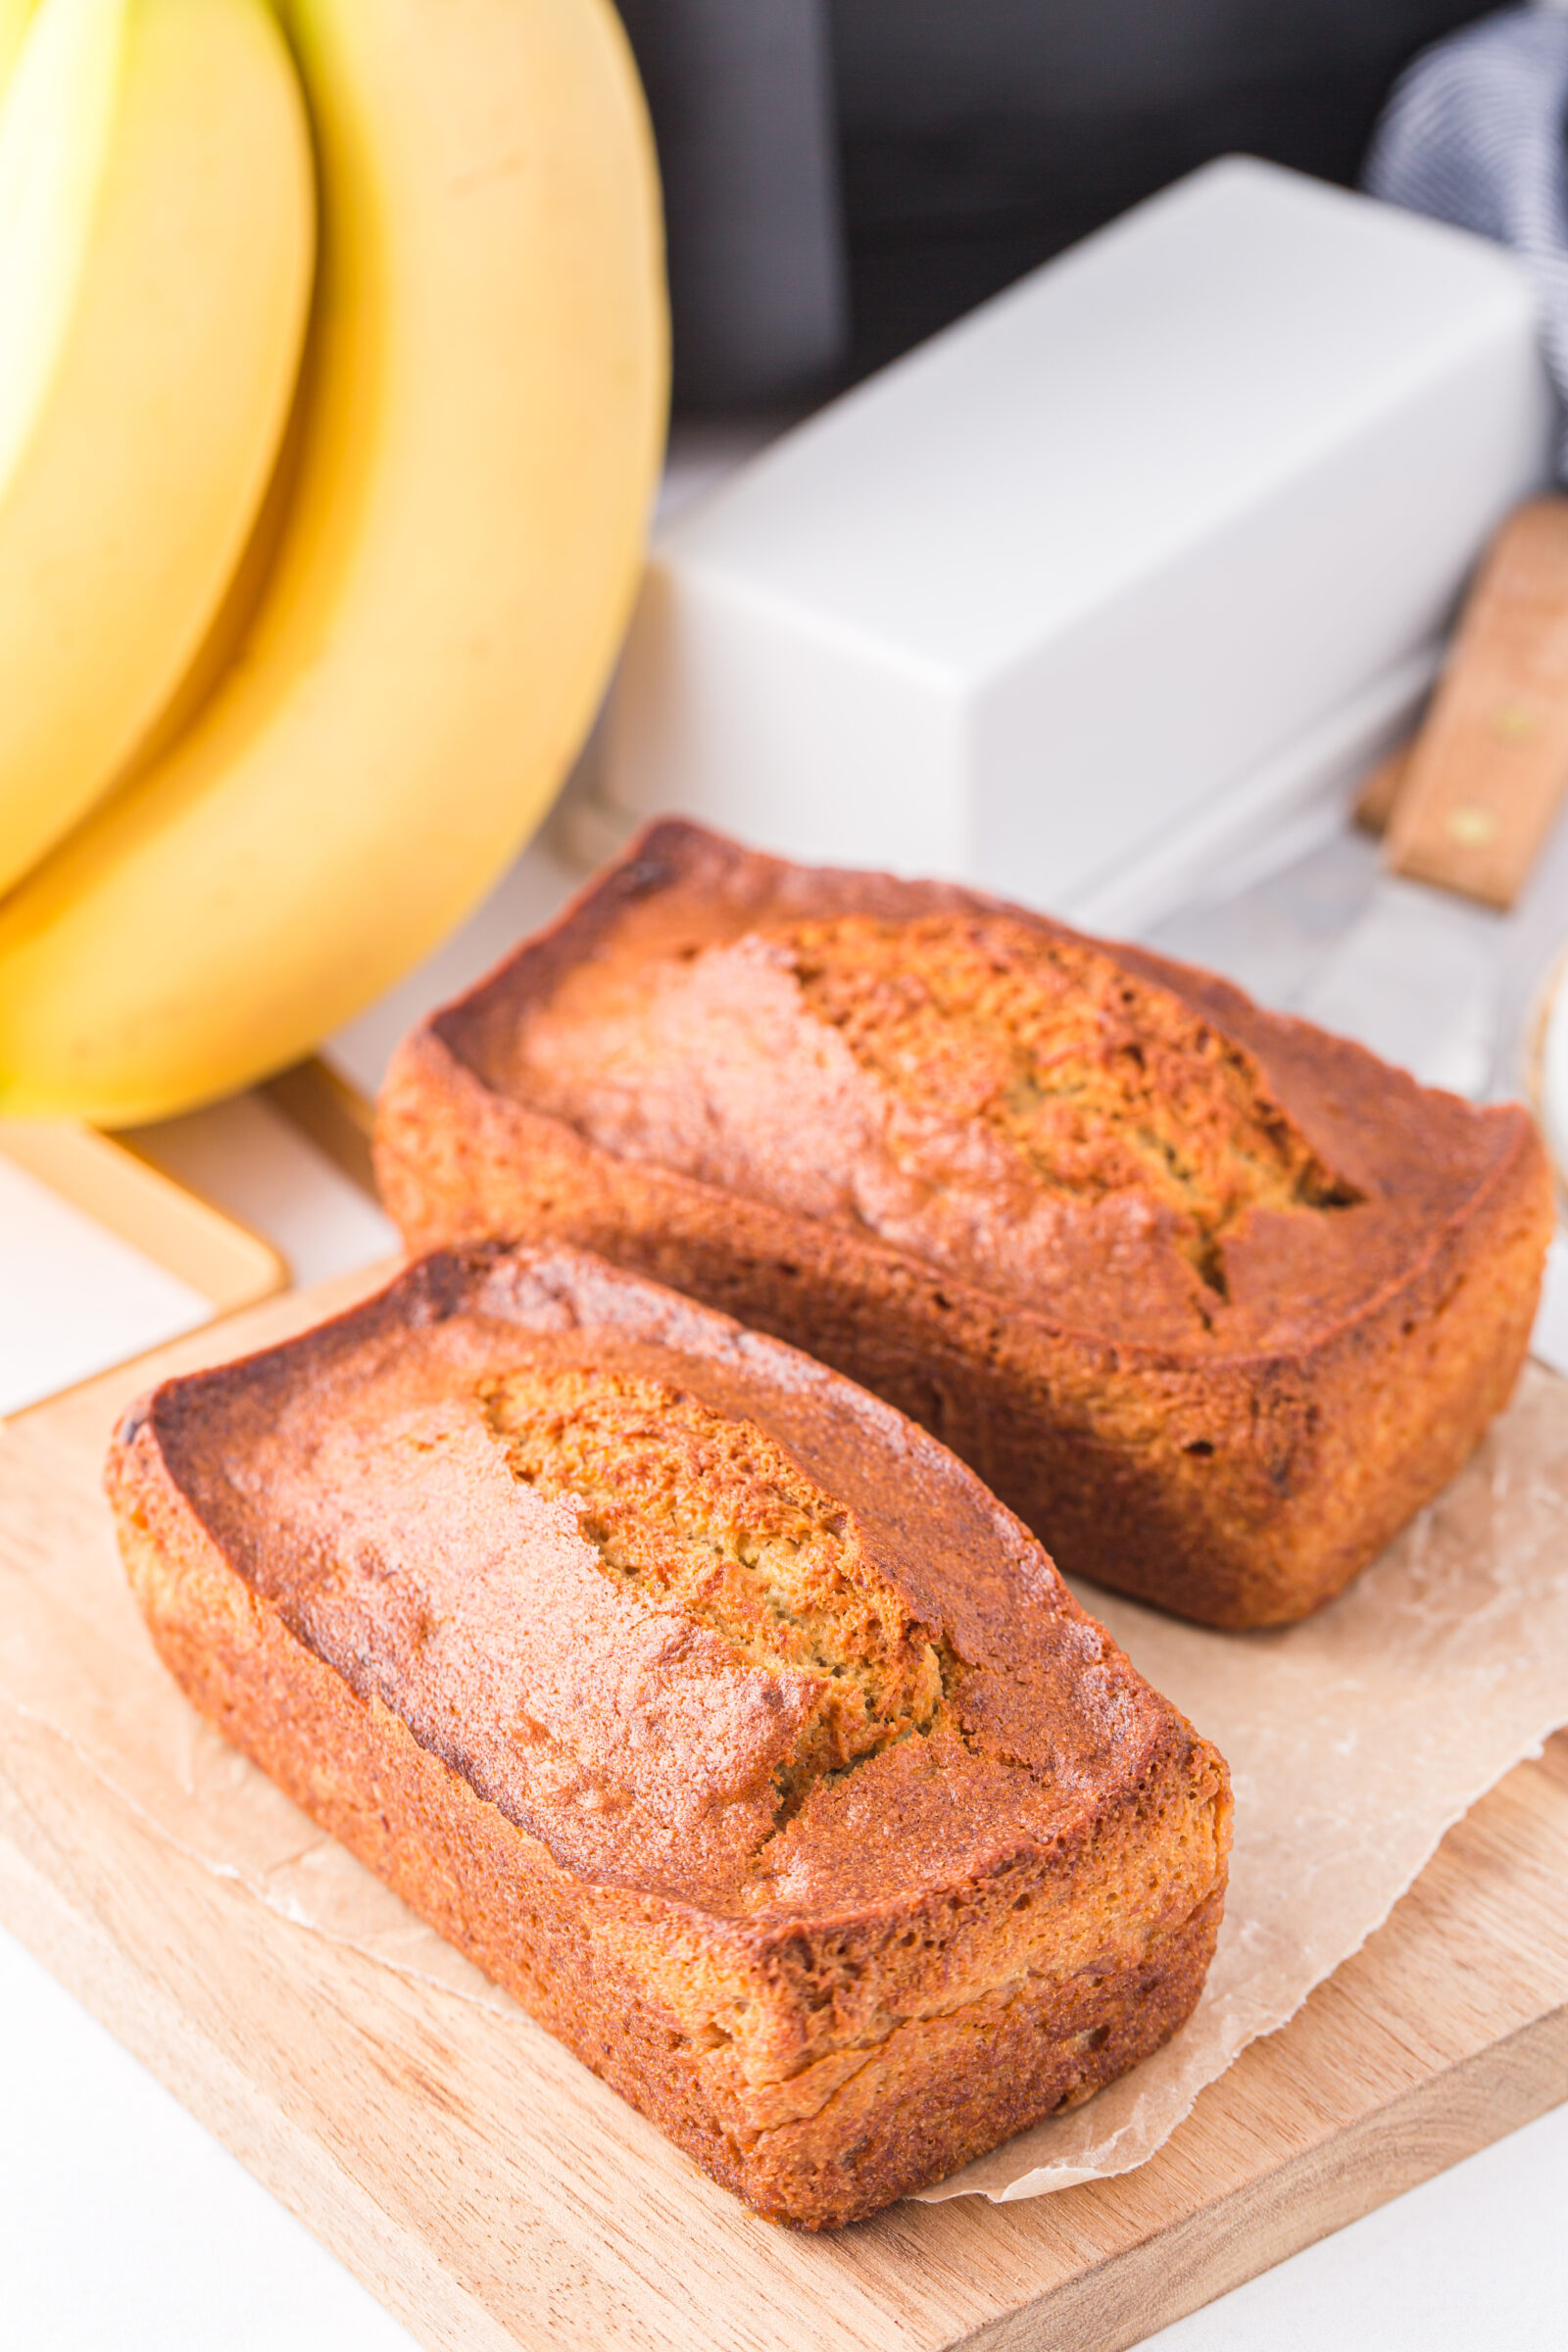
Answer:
1297;499;1568;1101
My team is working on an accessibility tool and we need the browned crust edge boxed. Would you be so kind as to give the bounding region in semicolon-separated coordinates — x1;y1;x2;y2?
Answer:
104;1250;1231;2228
373;823;1554;1627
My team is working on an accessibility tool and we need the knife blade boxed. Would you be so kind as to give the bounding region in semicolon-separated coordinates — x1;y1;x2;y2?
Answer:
1294;874;1501;1095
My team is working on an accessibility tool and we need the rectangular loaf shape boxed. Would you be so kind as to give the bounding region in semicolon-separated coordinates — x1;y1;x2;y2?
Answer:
376;820;1555;1628
107;1242;1231;2228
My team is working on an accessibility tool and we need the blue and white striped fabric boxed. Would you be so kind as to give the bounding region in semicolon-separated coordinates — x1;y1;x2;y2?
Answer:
1365;2;1568;471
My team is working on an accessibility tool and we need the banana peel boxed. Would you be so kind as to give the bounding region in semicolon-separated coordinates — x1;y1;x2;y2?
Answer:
0;0;315;894
0;0;667;1123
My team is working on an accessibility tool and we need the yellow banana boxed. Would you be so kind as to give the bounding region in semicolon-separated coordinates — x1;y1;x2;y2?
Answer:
0;1;37;87
0;0;665;1123
0;0;314;895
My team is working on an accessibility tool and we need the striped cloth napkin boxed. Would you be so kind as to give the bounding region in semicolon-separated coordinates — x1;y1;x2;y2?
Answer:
1366;1;1568;471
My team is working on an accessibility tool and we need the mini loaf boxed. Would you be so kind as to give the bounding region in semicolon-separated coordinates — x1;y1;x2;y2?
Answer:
376;820;1554;1628
107;1242;1232;2229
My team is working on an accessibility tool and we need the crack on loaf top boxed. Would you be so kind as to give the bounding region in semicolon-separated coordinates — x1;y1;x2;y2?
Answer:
479;1365;946;1819
777;912;1360;1292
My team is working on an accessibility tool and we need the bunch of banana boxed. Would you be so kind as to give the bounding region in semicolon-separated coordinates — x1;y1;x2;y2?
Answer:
0;0;665;1122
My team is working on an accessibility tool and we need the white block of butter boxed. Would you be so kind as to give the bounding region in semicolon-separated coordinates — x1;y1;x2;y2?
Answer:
602;157;1552;913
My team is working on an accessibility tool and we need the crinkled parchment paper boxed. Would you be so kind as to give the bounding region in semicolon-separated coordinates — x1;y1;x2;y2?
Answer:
2;1363;1566;2204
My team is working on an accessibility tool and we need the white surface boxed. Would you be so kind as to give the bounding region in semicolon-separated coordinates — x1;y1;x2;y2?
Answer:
604;157;1551;910
1067;641;1439;936
1298;874;1505;1097
0;1098;395;1423
1140;2096;1568;2350
1543;940;1568;1183
1534;1234;1568;1379
0;1920;420;2352
1293;745;1568;1106
0;1152;208;1417
126;1091;397;1290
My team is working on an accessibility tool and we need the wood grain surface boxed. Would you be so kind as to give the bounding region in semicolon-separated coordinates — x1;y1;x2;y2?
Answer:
1;1268;1565;2352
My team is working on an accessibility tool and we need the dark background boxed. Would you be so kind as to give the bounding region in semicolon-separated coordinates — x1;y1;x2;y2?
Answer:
618;0;1491;408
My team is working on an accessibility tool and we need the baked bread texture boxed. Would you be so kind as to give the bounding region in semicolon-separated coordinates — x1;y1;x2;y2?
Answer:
375;821;1554;1629
107;1242;1231;2229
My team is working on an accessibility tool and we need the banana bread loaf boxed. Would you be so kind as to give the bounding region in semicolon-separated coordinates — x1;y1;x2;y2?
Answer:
107;1241;1231;2229
376;820;1554;1628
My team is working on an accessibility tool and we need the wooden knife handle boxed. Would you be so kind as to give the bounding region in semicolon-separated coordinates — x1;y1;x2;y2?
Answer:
1385;497;1568;908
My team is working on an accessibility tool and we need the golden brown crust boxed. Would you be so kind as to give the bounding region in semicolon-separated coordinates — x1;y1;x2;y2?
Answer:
107;1242;1231;2228
516;906;1363;1333
375;820;1555;1627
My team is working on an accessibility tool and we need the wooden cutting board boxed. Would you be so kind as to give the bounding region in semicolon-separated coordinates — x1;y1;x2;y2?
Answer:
1;1266;1565;2352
